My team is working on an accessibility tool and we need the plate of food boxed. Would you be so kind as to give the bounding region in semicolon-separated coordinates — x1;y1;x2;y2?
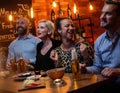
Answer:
18;79;46;91
26;75;41;81
13;72;32;81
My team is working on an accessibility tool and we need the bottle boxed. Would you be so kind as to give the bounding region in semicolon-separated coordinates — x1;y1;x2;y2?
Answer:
51;9;56;22
71;49;80;80
75;12;80;19
67;4;72;19
81;26;86;37
58;8;63;17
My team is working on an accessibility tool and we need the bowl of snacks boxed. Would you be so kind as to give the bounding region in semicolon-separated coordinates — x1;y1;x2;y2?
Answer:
47;67;65;80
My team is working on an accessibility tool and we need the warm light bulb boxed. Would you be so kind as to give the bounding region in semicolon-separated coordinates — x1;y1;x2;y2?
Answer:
30;7;34;18
9;15;12;21
89;3;93;10
73;3;77;14
52;1;57;7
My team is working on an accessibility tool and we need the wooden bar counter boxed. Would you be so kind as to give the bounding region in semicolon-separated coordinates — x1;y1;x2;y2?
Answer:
0;73;114;93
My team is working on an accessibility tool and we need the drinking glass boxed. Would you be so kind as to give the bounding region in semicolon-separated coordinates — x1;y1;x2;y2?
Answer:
17;52;27;73
9;53;17;73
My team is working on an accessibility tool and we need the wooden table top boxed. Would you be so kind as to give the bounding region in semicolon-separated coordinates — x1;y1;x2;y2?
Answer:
0;73;113;93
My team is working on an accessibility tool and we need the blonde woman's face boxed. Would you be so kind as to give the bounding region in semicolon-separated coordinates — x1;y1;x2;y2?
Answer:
37;22;49;40
60;19;75;40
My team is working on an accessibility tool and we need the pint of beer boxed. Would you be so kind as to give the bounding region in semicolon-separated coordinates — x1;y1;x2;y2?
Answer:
17;52;27;73
17;58;27;73
71;49;80;80
10;58;17;72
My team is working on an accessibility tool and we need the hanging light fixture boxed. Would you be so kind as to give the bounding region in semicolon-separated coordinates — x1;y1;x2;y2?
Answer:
89;2;93;11
52;0;57;8
9;14;12;21
30;7;34;18
73;3;79;19
73;3;77;14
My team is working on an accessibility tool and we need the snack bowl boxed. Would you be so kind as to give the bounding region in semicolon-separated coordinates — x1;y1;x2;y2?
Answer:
47;67;65;80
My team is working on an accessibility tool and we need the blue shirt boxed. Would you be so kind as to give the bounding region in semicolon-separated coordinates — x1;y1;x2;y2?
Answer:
87;29;120;74
7;34;40;64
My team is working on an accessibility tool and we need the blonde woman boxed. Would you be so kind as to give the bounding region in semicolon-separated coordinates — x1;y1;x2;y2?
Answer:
35;19;61;71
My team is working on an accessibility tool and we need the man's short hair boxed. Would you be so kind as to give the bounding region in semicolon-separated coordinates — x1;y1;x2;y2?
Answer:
106;0;120;16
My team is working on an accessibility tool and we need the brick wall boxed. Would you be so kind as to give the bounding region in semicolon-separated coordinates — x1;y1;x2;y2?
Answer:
32;0;105;42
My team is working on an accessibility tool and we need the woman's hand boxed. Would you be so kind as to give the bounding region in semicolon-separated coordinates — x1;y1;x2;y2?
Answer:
80;43;89;60
75;36;85;45
50;50;58;62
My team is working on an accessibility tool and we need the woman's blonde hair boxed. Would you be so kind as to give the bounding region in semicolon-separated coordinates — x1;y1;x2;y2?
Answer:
38;19;55;35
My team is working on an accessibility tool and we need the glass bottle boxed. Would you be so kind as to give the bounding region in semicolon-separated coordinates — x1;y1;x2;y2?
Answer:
51;9;56;22
58;8;63;17
81;26;86;37
71;49;80;80
67;4;72;19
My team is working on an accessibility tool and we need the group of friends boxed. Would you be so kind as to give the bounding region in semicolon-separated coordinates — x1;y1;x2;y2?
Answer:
6;1;120;93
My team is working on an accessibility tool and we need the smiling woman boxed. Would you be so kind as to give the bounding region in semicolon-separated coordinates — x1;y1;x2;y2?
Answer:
35;19;62;72
50;17;94;73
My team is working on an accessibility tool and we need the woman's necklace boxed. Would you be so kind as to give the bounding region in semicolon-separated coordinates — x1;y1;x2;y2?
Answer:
41;40;52;55
60;44;74;51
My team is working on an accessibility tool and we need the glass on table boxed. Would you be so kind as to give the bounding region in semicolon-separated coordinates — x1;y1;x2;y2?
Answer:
10;58;17;73
71;49;81;81
9;53;17;73
17;52;27;73
0;59;10;78
35;70;40;75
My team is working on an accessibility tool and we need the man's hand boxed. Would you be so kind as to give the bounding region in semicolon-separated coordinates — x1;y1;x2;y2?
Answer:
101;67;120;77
79;63;86;73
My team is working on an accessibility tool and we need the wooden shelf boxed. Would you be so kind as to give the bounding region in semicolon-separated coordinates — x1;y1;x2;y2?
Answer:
72;17;94;46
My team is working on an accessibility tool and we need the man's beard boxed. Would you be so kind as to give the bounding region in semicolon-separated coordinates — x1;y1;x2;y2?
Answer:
17;27;27;36
102;25;111;29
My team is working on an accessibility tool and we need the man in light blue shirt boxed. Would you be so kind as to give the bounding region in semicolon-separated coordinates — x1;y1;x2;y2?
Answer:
86;1;120;78
87;30;120;74
80;1;120;93
7;17;40;67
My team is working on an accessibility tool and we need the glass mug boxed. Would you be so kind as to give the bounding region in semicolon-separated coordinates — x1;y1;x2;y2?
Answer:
17;52;27;73
9;53;17;73
10;58;17;73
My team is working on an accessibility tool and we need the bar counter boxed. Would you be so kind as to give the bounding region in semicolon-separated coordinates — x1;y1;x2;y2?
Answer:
0;73;114;93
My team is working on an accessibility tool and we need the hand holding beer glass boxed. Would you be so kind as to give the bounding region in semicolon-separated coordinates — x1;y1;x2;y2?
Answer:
17;52;27;73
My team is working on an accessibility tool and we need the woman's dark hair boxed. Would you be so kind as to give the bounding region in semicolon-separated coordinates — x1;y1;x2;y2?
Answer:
55;17;69;31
